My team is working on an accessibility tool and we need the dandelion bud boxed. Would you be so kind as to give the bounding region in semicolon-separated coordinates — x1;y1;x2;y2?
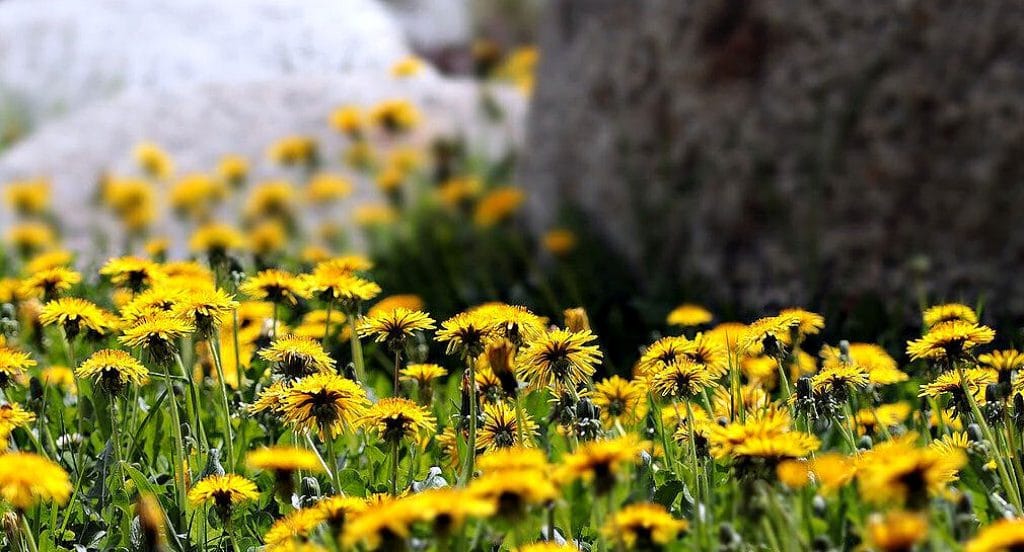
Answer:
718;523;741;547
1;512;18;544
812;495;828;517
1014;394;1024;430
967;423;984;443
564;307;591;333
838;340;851;363
302;476;321;500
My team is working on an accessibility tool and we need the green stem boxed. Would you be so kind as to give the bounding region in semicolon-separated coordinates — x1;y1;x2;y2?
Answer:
461;356;478;486
959;364;1023;512
393;350;401;397
347;313;367;384
323;299;334;349
161;367;189;529
209;339;235;470
389;439;400;495
20;513;38;552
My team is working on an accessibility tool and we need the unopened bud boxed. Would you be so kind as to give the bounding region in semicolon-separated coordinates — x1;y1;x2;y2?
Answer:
564;307;590;333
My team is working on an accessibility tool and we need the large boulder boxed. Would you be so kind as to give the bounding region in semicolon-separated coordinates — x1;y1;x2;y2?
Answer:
520;0;1024;316
0;0;410;121
0;75;528;255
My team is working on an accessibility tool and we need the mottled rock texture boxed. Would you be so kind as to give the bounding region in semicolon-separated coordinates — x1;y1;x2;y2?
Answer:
520;0;1024;315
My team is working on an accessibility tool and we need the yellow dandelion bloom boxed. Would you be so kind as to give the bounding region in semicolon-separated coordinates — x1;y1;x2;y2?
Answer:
39;297;114;339
602;502;688;549
187;473;259;511
134;142;174;179
923;303;977;329
358;308;435;350
867;511;929;552
77;349;149;394
3;178;50;215
280;373;370;439
100;256;166;291
0;346;36;388
246;446;323;474
240;269;308;305
666;303;713;327
190;223;246;256
478;400;539;452
907;320;995;361
329;105;364;138
258;335;336;380
361;397;436;444
370;99;420;133
19;266;80;300
542;229;576;256
0;452;72;509
592;375;647;426
473;186;525;227
557;435;645;493
517;329;602;390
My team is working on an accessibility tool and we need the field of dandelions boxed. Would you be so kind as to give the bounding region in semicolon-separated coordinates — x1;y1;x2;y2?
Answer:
1;50;1024;552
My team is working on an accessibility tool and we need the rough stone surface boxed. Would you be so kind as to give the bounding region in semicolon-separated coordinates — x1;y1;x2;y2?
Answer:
0;75;527;255
0;0;411;120
520;0;1024;315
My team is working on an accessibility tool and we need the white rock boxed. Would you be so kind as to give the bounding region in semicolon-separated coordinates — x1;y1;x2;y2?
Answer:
0;0;411;120
380;0;472;52
0;75;528;256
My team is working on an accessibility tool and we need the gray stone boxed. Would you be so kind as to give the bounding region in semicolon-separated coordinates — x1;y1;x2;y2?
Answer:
520;0;1024;315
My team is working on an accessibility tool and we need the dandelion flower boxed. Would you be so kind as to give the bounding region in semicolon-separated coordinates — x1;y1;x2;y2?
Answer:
907;321;995;362
923;303;977;329
966;518;1024;552
0;402;36;445
280;373;369;439
77;349;149;395
358;308;435;351
0;346;35;388
361;398;436;444
436;311;497;359
171;288;239;339
100;256;166;292
259;335;336;380
650;360;718;400
240;269;308;305
517;329;602;390
187;473;259;518
467;469;558;518
19;267;81;301
118;313;195;365
666;304;713;327
0;452;72;509
557;435;646;494
39;297;113;340
478;401;538;452
601;502;688;549
856;434;965;508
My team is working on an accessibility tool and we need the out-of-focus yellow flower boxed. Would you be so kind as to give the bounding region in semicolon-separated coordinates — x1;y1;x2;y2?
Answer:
217;154;249;187
437;176;482;208
391;55;425;78
103;177;157;231
134;142;174;179
343;140;376;170
387;147;423;173
375;165;406;196
190;223;246;257
368;294;424;318
370;99;420;134
474;186;524;227
144;237;170;260
6;222;55;255
354;204;397;227
329;105;365;139
169;173;226;220
0;452;72;509
3;178;50;215
24;249;72;274
497;46;540;95
248;220;288;257
666;304;713;327
246;180;297;222
542;229;577;256
268;135;318;167
305;173;352;204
